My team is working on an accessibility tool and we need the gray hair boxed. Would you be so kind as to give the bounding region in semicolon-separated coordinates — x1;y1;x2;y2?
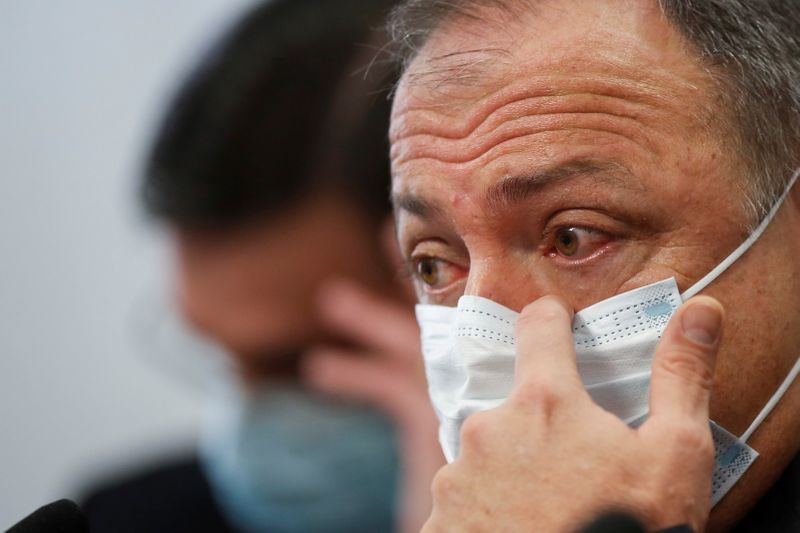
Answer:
388;0;800;223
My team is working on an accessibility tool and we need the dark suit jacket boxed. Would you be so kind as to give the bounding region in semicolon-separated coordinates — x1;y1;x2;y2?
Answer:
81;457;239;533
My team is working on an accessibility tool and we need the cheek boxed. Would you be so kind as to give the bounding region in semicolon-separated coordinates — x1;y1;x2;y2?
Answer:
704;238;800;433
532;240;656;311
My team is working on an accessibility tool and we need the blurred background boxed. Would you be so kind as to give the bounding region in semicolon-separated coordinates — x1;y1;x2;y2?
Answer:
0;0;254;527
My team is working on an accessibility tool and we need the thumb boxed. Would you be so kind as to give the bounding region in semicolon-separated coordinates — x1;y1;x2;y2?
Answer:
648;296;724;424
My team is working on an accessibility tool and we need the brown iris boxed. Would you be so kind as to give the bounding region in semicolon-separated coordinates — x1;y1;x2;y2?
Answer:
554;227;580;257
417;258;439;286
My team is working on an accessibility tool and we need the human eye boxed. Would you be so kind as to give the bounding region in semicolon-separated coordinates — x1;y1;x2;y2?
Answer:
409;255;466;293
546;226;614;262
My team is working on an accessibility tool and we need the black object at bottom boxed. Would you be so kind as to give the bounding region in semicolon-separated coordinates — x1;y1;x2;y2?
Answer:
578;511;693;533
6;499;89;533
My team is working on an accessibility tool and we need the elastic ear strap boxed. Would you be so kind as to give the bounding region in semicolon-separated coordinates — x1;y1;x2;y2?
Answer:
681;168;800;301
741;357;800;443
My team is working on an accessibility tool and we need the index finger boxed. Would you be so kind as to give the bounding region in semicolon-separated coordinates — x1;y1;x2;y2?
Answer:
514;295;583;392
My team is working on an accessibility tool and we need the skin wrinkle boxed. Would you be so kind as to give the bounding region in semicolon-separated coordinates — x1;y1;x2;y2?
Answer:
393;3;744;263
393;118;659;167
395;170;684;310
394;152;714;240
390;72;708;170
395;92;653;142
611;229;744;297
391;7;718;150
394;164;675;234
393;53;720;237
628;194;748;290
394;8;752;308
391;75;683;143
483;162;638;216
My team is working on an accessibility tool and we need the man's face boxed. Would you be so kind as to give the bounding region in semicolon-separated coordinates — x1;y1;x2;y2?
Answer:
173;194;389;381
390;0;800;525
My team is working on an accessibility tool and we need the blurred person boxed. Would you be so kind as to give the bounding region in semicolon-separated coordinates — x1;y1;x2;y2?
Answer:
80;1;443;532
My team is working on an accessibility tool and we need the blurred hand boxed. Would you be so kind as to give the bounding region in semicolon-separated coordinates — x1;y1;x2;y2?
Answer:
422;295;724;533
304;279;445;533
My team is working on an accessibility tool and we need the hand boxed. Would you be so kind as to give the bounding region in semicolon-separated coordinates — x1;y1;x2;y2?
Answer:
422;295;725;533
304;279;445;533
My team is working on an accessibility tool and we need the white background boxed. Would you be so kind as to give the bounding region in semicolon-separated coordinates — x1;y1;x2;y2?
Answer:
0;0;253;526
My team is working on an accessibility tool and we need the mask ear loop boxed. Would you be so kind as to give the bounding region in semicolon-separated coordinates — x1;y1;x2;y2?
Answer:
677;169;800;444
739;358;800;443
681;168;800;302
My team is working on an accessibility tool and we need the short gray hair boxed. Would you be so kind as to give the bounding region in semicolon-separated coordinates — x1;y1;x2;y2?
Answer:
388;0;800;222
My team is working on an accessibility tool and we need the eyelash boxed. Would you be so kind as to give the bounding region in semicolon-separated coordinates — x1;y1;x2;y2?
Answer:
406;255;461;292
542;225;615;264
406;223;618;292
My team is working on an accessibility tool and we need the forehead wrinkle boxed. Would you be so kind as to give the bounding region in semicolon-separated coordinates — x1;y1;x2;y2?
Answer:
392;71;684;148
394;120;658;168
394;0;722;156
483;159;637;215
395;90;650;145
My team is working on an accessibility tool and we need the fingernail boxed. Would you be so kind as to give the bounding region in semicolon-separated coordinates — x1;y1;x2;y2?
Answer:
682;299;723;346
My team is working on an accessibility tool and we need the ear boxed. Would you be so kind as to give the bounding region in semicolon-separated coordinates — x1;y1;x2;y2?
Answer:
380;215;417;304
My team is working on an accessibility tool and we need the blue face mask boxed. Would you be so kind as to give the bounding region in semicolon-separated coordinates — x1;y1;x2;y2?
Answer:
199;384;400;533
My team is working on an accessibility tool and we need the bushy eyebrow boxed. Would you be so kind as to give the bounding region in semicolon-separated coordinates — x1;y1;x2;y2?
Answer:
484;160;632;214
393;159;635;220
392;193;445;219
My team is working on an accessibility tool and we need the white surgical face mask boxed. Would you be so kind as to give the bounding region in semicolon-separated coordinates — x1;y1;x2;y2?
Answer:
416;170;800;507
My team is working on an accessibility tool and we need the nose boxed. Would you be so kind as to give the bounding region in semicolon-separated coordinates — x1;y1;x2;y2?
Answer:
463;255;553;312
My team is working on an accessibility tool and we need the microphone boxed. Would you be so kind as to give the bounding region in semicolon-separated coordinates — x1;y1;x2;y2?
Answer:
6;499;89;533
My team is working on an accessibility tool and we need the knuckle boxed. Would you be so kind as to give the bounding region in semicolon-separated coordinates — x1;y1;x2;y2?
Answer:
430;465;457;503
460;411;492;451
670;420;714;457
516;373;568;404
657;345;715;391
512;373;567;413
